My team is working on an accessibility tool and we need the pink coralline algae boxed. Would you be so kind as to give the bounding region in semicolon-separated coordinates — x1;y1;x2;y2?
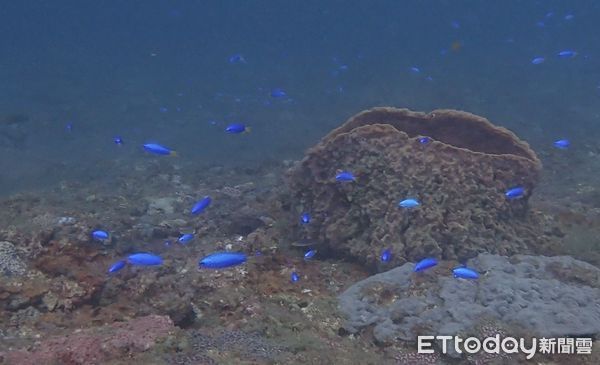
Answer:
0;315;175;365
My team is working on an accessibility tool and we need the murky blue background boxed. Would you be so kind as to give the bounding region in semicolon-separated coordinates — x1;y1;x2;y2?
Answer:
2;0;599;194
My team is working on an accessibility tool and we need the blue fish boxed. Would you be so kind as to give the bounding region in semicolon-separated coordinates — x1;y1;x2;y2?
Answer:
410;66;421;74
178;233;194;244
291;271;300;283
228;54;246;64
419;137;431;144
335;171;356;182
531;57;545;65
199;252;247;269
65;122;73;132
558;50;577;58
414;257;438;272
225;123;250;134
453;267;479;279
92;230;109;241
380;249;392;263
553;139;570;149
108;260;126;274
271;88;287;98
301;212;311;224
159;106;168;113
398;198;420;208
127;253;163;266
304;249;317;260
505;186;525;199
191;196;212;215
143;143;177;156
114;136;124;145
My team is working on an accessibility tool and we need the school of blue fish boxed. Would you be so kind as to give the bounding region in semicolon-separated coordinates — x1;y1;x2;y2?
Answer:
86;21;574;288
98;118;571;284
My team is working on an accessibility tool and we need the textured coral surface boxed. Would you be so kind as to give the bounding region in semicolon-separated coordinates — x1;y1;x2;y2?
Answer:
287;107;560;267
339;253;600;346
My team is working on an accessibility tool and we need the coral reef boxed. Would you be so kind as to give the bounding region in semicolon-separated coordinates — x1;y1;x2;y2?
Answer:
338;253;600;352
1;155;596;364
286;107;561;266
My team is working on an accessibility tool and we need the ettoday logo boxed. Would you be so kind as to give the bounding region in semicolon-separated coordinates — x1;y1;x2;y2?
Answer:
417;335;593;360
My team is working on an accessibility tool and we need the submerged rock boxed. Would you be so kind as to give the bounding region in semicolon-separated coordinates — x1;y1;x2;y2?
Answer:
287;107;560;266
338;253;600;346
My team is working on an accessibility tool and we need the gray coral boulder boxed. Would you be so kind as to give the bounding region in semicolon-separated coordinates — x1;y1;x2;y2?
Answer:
338;254;600;345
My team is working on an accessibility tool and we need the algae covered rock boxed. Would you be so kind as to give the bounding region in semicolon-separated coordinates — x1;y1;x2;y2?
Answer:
287;107;559;266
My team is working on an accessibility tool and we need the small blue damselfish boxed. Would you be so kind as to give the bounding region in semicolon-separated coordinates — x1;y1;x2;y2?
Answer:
178;233;194;244
414;257;438;272
225;123;251;134
301;212;311;224
271;88;287;98
199;252;247;269
127;253;163;266
92;230;109;241
452;267;479;279
191;196;212;215
291;271;300;283
505;186;525;199
553;139;570;149
108;260;126;274
335;171;356;182
380;249;392;263
143;143;177;156
398;198;420;208
304;249;317;260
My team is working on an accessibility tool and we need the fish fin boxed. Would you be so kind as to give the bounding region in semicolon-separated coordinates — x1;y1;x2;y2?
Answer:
170;151;178;157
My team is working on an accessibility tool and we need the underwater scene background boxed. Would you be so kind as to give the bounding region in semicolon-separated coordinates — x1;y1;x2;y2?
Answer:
1;1;599;364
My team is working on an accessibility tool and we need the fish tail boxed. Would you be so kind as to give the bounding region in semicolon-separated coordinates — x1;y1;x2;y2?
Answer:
170;151;178;157
245;126;252;133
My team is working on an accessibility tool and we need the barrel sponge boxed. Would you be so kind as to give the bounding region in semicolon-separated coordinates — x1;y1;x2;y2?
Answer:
286;107;558;267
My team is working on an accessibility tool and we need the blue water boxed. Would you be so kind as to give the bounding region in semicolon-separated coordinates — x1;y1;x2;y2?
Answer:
1;0;599;193
2;2;600;363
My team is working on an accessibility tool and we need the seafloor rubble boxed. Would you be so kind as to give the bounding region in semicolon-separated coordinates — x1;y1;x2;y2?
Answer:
286;107;563;268
0;108;599;364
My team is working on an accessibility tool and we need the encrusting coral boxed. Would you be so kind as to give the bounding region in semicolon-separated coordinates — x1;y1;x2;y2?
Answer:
286;107;560;267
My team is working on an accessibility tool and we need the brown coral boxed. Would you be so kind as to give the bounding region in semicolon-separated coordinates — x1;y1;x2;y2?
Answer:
286;107;559;267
